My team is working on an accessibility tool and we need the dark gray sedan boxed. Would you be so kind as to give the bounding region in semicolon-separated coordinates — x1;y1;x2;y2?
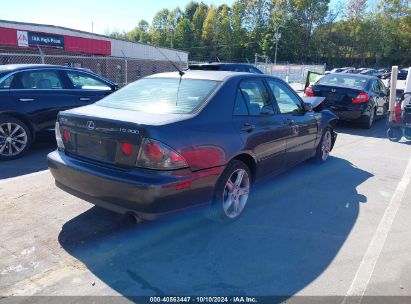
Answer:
48;71;338;221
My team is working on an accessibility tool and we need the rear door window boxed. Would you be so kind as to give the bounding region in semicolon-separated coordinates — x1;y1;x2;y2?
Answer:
238;79;273;115
20;70;63;89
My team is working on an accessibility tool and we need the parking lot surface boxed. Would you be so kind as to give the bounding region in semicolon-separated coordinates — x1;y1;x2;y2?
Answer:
0;119;410;301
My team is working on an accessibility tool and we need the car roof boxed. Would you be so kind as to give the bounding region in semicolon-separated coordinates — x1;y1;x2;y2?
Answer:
327;72;377;80
0;64;92;73
146;70;269;81
189;63;254;67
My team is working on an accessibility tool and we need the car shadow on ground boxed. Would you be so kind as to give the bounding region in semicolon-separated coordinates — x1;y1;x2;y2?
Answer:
58;156;372;298
0;132;55;180
334;117;387;139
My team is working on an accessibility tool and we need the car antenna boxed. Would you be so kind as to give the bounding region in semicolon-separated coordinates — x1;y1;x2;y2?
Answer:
154;45;185;77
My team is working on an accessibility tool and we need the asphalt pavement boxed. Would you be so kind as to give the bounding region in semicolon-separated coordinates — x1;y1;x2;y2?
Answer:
0;118;410;303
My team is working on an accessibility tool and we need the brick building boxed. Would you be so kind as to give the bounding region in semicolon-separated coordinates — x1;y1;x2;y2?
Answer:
0;20;189;85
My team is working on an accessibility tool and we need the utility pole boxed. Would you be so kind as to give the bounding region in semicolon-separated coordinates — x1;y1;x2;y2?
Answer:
274;28;281;66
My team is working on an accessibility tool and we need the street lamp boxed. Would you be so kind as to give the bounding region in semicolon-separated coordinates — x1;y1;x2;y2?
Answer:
274;28;282;66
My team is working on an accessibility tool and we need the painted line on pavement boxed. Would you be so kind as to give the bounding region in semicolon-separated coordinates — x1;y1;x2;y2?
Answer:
342;155;411;303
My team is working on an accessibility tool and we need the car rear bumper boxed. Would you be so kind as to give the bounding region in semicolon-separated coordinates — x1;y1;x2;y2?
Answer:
323;104;366;121
48;150;223;219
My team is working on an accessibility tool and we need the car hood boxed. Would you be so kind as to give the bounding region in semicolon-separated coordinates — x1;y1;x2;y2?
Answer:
61;104;191;126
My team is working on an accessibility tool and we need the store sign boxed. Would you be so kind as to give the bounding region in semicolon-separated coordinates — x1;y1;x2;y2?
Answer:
17;31;29;47
17;30;64;48
28;32;64;48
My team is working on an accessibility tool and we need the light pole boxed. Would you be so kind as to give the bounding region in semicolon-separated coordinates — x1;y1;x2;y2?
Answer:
274;28;282;66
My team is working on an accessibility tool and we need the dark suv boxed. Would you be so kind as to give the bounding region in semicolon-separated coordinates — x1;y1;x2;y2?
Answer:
188;63;264;74
0;64;118;160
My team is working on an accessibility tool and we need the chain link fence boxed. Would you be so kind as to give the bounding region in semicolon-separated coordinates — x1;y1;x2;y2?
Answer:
0;48;187;87
189;60;325;91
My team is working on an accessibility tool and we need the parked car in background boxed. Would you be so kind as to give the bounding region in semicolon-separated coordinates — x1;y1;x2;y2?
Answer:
48;71;338;221
305;73;388;128
188;63;264;74
0;64;118;160
341;68;357;74
325;67;355;74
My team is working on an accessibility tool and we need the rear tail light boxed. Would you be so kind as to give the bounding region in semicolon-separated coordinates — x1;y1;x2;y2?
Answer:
305;85;314;97
63;129;71;143
352;92;369;103
136;138;188;170
121;142;133;156
55;122;65;150
394;103;402;123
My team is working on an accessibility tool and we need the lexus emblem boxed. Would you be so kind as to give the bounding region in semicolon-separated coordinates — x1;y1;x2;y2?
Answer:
86;121;95;130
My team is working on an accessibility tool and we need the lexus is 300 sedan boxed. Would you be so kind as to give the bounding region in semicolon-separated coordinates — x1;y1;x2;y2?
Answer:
48;71;338;221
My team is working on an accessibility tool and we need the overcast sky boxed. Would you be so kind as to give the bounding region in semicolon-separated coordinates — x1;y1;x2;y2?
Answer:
1;0;377;35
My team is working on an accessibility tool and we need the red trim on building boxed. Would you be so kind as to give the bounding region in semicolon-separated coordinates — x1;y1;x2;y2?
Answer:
64;36;111;55
0;26;111;55
0;27;18;46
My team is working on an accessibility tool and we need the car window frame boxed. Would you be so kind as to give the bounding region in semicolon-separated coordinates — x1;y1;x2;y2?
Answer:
235;77;276;117
265;78;305;115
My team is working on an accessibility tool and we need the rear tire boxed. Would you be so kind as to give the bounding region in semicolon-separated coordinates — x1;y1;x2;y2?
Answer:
361;107;376;129
0;116;32;161
314;127;333;163
207;160;251;222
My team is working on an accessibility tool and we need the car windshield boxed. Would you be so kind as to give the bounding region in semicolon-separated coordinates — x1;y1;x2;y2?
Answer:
317;74;368;89
97;78;220;114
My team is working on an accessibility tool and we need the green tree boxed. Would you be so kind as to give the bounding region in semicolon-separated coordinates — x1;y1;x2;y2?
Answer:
201;6;219;60
184;1;200;21
174;17;194;49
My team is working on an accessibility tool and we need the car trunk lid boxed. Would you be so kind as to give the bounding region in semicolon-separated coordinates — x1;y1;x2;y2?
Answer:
313;85;362;106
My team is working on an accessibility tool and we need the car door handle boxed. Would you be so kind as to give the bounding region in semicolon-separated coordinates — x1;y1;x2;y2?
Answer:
18;98;34;102
283;118;295;126
80;97;91;101
241;123;255;132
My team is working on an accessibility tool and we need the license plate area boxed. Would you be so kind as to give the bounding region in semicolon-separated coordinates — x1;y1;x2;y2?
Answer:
75;134;116;163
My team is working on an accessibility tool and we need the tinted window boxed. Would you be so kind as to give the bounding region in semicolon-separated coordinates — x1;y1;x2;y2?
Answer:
317;74;368;90
371;80;379;93
0;74;15;89
97;78;220;114
21;70;63;89
267;80;303;114
233;90;249;115
239;79;272;115
66;71;111;90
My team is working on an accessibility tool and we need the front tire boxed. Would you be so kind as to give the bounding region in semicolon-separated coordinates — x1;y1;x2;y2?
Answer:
314;127;333;163
207;160;251;221
0;116;32;160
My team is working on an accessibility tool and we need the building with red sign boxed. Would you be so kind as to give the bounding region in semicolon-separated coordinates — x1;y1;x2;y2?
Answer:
0;19;189;85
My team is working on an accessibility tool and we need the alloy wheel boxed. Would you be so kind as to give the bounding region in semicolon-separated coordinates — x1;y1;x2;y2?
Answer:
321;130;332;161
0;122;28;157
222;168;250;218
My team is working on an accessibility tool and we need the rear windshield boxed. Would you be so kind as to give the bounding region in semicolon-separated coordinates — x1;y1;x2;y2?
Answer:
97;78;220;114
317;74;368;89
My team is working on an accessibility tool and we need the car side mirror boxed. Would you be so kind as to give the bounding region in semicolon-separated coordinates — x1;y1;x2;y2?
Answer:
112;83;120;91
304;103;313;112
